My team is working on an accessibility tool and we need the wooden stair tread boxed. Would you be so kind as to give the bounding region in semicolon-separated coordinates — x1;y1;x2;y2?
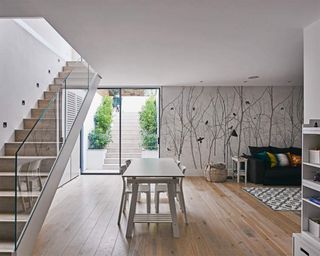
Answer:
0;242;14;252
0;172;48;177
0;191;41;197
0;214;29;222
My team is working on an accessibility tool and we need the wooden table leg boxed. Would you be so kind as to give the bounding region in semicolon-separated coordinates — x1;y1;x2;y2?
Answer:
167;180;179;238
126;181;139;238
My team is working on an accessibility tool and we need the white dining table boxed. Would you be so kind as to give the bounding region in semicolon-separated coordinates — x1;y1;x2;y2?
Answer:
123;158;184;238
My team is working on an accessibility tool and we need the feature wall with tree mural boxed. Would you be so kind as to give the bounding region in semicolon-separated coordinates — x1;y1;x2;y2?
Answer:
160;86;303;173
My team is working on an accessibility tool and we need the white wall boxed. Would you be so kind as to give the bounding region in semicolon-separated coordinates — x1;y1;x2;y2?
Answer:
304;19;320;123
0;19;73;153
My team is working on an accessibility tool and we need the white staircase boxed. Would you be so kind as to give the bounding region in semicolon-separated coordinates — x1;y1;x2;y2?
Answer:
0;61;100;256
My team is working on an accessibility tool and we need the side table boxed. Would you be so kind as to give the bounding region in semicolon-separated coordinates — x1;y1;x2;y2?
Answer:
231;156;248;184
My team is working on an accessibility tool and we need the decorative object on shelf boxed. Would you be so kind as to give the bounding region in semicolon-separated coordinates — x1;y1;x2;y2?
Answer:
243;187;301;211
309;218;320;238
309;196;320;205
204;163;227;183
309;149;320;164
315;122;318;127
313;172;320;182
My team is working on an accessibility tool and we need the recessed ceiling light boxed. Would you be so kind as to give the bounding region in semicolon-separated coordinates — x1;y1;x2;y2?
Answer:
248;76;259;79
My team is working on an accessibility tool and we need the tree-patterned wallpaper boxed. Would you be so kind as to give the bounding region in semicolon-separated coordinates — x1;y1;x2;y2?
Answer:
160;86;303;173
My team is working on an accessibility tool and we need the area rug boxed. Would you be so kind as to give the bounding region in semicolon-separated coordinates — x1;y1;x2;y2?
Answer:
243;187;301;211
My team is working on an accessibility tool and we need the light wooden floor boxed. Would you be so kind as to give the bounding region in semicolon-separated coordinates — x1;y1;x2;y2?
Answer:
33;176;300;256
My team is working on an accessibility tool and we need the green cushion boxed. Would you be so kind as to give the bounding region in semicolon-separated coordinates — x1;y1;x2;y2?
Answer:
254;151;270;167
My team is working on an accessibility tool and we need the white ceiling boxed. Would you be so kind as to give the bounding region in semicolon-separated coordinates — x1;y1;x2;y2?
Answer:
1;0;320;86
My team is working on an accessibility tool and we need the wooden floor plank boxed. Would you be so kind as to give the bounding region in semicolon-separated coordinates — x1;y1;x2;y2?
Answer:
33;176;300;256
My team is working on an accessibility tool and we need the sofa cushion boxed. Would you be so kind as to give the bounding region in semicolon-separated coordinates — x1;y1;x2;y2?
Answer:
266;152;277;168
264;166;301;179
275;153;290;166
249;146;271;156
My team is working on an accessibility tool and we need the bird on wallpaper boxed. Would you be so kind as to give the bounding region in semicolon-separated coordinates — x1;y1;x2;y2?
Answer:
280;107;284;110
205;120;209;125
192;107;196;111
233;113;237;116
197;137;204;143
245;100;250;105
228;125;233;130
170;107;174;110
167;148;171;151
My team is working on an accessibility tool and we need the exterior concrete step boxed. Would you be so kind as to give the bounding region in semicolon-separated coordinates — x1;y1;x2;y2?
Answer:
15;129;57;142
31;108;56;119
112;130;140;135
107;148;141;153
24;118;56;129
38;99;56;109
5;142;57;156
105;153;141;159
0;156;55;172
109;137;141;143
0;214;28;242
103;158;120;164
0;191;40;213
0;242;14;256
0;172;48;191
102;164;119;170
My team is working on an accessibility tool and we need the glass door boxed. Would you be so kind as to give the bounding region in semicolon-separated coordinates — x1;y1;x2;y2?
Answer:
82;89;121;174
82;88;159;174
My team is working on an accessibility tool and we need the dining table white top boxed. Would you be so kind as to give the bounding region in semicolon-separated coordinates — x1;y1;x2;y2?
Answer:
122;158;184;178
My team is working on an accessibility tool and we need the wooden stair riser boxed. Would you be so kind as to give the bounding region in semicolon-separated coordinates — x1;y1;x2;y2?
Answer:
54;77;89;85
63;66;88;72
5;143;57;157
59;71;94;79
43;91;57;100
38;99;56;109
15;130;57;142
24;119;56;130
31;109;56;119
0;251;12;256
0;158;55;172
0;197;36;214
0;222;26;241
49;84;62;92
0;175;47;191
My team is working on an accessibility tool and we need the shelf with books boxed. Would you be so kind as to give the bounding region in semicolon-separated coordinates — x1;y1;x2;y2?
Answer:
303;198;320;209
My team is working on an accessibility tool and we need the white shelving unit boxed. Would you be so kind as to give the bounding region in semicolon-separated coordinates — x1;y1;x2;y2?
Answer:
293;125;320;255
